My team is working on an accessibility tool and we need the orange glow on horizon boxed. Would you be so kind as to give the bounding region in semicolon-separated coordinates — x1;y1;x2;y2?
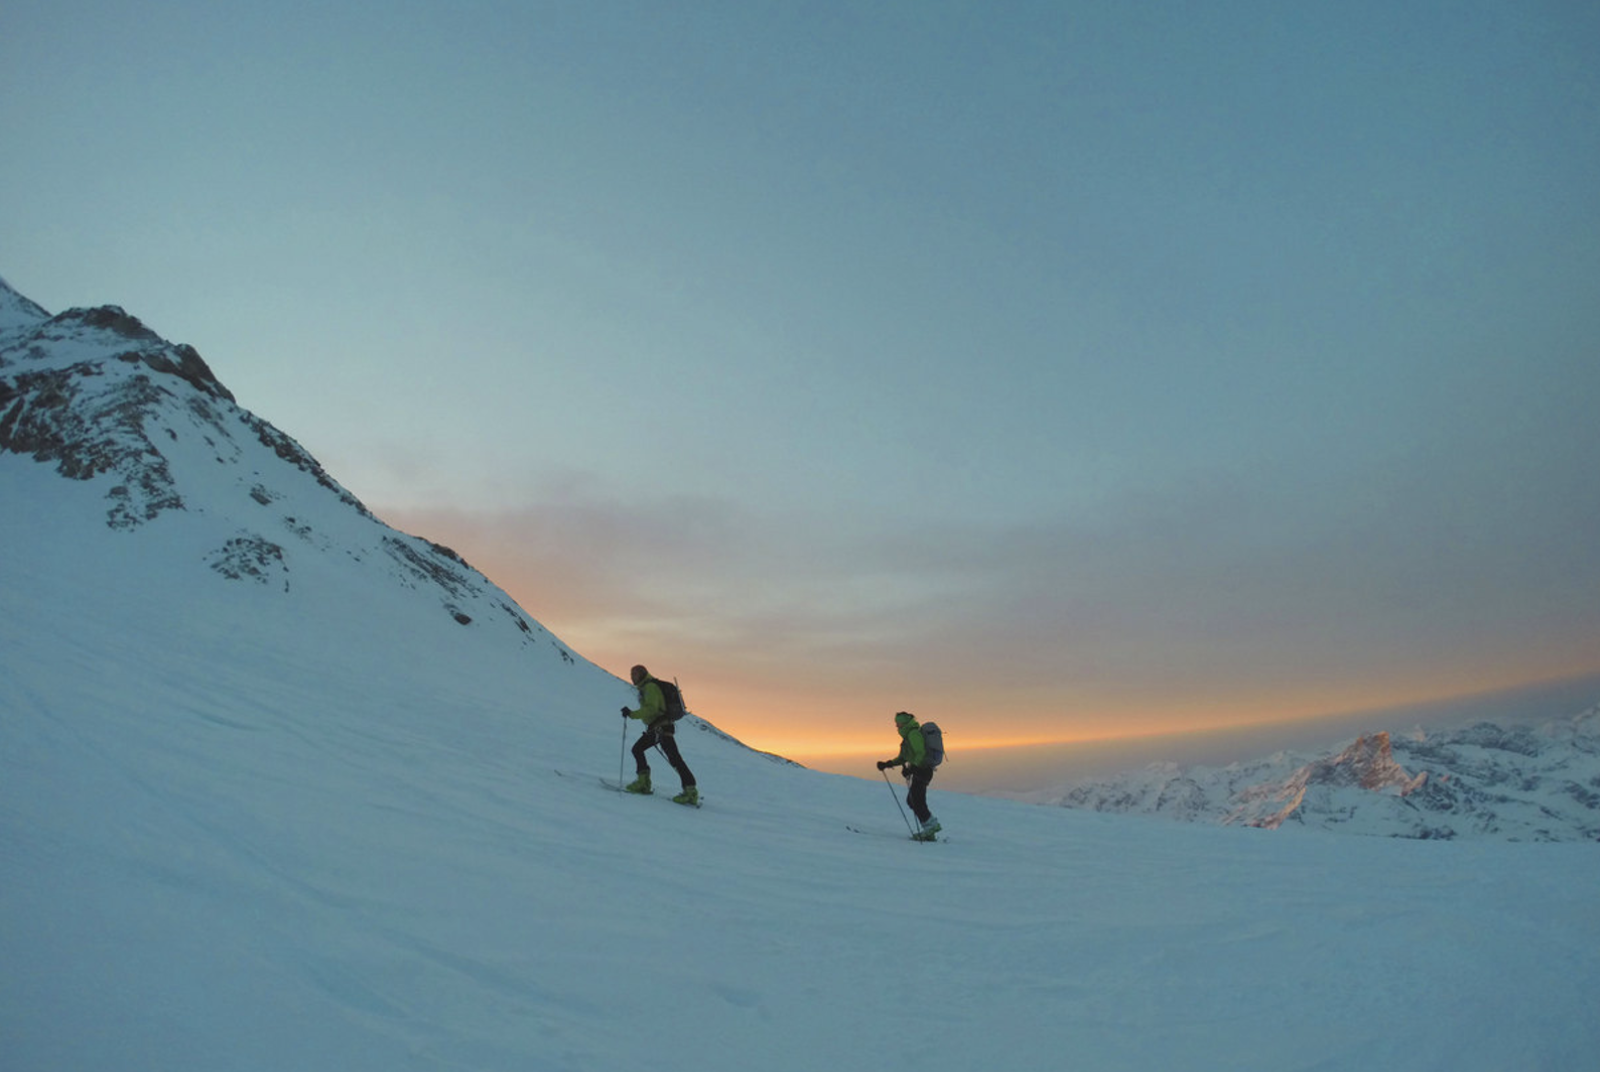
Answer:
737;718;1328;764
708;680;1578;765
690;661;1600;765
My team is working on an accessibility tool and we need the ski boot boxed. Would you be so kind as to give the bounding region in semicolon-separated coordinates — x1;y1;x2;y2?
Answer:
672;786;700;807
912;816;941;841
624;772;653;795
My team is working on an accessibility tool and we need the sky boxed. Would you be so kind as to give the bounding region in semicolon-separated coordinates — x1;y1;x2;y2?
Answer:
5;0;1599;778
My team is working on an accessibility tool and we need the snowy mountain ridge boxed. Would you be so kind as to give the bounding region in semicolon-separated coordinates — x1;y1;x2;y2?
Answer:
0;274;572;660
1029;708;1600;841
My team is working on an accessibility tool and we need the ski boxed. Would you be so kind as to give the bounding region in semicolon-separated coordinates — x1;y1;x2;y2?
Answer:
599;777;702;807
846;824;939;842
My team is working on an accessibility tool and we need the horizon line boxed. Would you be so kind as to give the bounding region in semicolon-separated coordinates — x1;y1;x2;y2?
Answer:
771;668;1600;762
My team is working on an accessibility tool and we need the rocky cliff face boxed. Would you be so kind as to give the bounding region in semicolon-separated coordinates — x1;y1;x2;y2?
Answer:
1039;708;1600;841
0;275;572;660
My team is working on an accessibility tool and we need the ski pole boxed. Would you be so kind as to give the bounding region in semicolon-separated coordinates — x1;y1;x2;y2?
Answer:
618;715;628;792
881;768;915;836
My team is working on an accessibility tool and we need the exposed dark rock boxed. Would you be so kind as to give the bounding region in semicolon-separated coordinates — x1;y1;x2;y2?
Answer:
208;535;289;589
241;412;369;517
0;363;187;525
56;305;162;343
116;344;235;403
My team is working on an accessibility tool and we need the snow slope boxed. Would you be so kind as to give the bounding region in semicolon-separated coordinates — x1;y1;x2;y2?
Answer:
3;279;1599;1071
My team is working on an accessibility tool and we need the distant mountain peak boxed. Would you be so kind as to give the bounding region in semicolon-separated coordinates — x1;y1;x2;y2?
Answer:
1040;712;1600;841
1227;732;1430;830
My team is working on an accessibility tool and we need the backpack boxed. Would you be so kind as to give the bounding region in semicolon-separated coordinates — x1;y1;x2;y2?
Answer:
656;678;688;722
920;721;945;768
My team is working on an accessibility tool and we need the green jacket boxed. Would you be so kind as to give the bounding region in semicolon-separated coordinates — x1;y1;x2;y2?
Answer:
888;713;928;769
625;677;667;726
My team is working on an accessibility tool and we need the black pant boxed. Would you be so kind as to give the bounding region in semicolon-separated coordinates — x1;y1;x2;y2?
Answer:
905;765;933;824
632;721;695;789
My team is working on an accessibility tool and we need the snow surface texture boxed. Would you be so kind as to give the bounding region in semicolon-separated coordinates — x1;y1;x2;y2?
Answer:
1030;719;1600;841
4;277;1599;1071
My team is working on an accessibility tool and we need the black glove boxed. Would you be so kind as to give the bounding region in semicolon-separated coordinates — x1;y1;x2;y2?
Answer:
877;760;894;771
620;707;631;718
